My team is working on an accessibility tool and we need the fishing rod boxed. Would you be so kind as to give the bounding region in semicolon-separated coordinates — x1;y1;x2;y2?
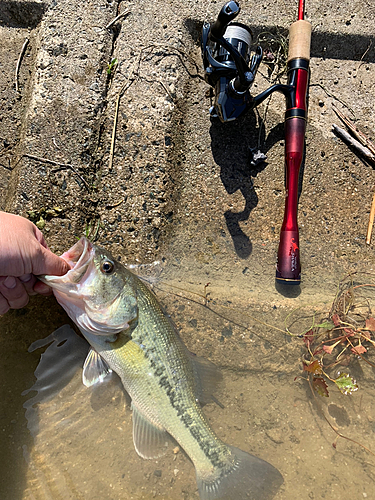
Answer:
201;0;312;285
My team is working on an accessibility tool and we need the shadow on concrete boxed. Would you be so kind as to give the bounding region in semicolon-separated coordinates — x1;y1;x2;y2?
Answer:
210;113;284;259
253;25;375;63
0;1;46;29
184;16;375;63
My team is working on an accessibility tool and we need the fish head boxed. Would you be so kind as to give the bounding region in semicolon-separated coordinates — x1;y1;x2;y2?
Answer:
40;237;138;336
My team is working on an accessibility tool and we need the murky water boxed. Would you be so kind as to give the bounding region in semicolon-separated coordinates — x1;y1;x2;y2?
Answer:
1;261;375;500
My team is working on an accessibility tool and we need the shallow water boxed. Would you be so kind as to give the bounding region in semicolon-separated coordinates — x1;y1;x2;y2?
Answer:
1;265;375;500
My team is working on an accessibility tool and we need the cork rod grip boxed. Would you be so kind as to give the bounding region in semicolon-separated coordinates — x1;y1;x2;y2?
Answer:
288;20;312;62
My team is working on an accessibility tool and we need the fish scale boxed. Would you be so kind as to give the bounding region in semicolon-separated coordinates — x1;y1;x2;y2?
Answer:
84;277;232;474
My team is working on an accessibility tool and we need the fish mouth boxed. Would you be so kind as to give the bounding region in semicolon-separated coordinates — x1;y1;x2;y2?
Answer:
40;237;94;292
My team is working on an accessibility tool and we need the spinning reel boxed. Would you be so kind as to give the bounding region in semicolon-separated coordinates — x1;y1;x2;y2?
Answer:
202;1;294;122
201;1;262;122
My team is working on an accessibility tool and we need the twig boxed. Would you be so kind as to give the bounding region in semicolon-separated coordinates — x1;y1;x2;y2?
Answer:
332;124;375;161
333;104;375;156
332;106;375;244
366;192;375;245
15;38;29;92
359;40;372;67
105;9;130;29
108;52;141;171
23;153;91;191
105;199;124;209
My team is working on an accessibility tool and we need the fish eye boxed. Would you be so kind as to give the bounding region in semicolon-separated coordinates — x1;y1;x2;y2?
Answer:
100;260;115;274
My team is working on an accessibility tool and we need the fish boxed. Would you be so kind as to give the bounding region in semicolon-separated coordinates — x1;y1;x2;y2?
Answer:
40;237;283;500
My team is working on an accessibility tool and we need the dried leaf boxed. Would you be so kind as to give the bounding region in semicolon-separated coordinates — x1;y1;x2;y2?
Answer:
350;344;367;355
312;376;329;397
303;359;322;375
362;330;371;341
332;314;341;327
303;329;314;348
334;373;358;395
365;318;375;332
322;344;334;354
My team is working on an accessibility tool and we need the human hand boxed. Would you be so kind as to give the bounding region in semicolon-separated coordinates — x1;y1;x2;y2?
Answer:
0;211;70;315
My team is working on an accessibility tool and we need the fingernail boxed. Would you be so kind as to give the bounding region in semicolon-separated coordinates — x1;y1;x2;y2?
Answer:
4;276;17;289
19;274;33;283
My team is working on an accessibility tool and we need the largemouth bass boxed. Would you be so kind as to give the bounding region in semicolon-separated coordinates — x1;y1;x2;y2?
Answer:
40;237;283;500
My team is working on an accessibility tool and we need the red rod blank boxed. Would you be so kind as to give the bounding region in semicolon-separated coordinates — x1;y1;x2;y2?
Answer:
298;0;305;20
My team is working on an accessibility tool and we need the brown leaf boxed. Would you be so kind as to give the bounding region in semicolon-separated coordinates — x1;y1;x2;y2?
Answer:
332;314;341;327
303;359;322;375
303;329;314;348
351;344;367;355
323;344;334;354
362;330;371;341
312;376;329;397
365;317;375;332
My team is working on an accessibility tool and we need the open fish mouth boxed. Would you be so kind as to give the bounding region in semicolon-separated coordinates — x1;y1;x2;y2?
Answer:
39;237;95;292
39;237;138;336
60;237;93;272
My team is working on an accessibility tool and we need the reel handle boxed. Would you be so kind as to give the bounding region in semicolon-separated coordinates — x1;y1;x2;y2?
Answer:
210;1;240;39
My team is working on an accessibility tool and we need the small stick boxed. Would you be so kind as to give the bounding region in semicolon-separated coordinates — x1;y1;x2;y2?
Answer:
333;104;375;156
366;191;375;245
15;38;29;92
105;9;130;29
23;153;91;191
332;124;375;161
108;51;142;171
332;106;375;244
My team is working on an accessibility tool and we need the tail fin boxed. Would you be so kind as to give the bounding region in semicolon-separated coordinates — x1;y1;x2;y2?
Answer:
196;445;283;500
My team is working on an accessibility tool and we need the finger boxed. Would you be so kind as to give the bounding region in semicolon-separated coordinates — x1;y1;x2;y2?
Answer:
33;279;53;296
0;276;30;309
19;274;38;295
33;247;70;277
0;293;10;315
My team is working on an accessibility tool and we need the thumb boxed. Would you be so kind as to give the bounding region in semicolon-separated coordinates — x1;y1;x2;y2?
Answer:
36;247;70;276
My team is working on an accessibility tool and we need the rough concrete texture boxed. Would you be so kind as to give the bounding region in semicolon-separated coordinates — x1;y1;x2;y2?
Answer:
1;0;375;499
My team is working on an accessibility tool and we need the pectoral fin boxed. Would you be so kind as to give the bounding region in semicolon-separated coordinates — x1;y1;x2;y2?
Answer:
82;348;112;387
132;404;169;459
